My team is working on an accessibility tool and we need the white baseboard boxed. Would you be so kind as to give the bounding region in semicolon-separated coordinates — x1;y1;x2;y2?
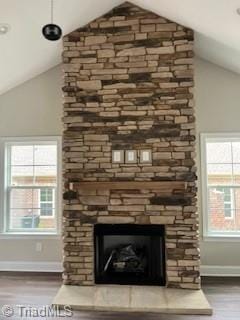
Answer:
0;261;239;276
0;261;62;272
201;265;240;276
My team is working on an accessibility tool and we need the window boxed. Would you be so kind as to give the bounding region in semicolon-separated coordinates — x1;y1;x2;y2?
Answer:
215;187;234;219
0;137;61;234
40;189;55;217
201;133;240;237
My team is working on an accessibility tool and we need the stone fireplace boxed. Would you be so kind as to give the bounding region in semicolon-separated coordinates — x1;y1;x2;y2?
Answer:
62;1;200;290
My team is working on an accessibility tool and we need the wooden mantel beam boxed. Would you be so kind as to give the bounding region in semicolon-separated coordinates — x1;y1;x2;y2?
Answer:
72;181;186;191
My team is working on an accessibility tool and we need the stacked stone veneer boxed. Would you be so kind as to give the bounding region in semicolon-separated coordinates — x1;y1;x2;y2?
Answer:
62;2;200;289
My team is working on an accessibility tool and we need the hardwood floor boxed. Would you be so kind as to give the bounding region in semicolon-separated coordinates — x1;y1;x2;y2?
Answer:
0;273;239;320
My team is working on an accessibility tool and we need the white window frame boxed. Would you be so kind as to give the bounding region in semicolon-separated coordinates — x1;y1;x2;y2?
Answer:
0;136;62;237
201;132;240;239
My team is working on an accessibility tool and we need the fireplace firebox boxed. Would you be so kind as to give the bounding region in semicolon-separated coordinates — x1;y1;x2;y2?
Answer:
94;224;166;286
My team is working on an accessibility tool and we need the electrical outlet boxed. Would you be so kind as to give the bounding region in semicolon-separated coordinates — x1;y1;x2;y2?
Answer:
36;242;42;252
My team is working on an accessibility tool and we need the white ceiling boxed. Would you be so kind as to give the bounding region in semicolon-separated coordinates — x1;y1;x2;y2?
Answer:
0;0;240;95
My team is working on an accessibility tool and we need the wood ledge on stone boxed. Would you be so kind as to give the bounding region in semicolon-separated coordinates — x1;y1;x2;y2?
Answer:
72;181;186;191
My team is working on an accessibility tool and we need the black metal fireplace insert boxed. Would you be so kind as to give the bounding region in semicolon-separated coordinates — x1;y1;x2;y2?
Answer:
94;224;166;286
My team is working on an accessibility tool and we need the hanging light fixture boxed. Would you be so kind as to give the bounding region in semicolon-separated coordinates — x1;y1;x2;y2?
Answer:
42;0;62;41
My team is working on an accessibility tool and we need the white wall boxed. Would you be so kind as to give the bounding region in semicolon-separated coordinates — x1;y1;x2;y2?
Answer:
0;65;62;270
0;66;62;137
0;58;240;273
195;58;240;273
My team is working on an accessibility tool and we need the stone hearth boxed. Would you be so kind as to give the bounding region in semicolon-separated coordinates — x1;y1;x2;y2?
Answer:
53;285;212;315
62;1;200;292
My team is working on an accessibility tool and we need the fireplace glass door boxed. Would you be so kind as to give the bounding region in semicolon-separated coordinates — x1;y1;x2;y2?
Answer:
94;224;165;286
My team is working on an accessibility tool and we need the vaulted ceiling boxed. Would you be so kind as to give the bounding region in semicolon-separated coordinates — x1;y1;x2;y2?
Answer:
0;0;240;95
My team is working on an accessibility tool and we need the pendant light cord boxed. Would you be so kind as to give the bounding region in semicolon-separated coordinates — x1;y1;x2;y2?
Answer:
51;0;53;24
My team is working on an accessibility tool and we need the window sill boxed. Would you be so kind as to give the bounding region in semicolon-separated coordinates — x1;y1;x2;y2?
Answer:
202;235;240;242
0;232;61;240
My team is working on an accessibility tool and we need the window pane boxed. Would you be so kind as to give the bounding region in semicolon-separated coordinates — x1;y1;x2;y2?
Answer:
34;145;57;165
10;188;39;209
209;188;225;210
11;166;56;186
11;166;34;186
40;189;53;202
40;191;46;202
40;204;54;216
39;215;56;229
11;146;33;166
233;164;240;184
235;188;240;209
224;208;232;217
232;142;240;163
208;187;240;232
9;209;55;230
34;166;56;186
207;163;232;175
207;164;232;185
9;209;40;230
206;142;232;164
